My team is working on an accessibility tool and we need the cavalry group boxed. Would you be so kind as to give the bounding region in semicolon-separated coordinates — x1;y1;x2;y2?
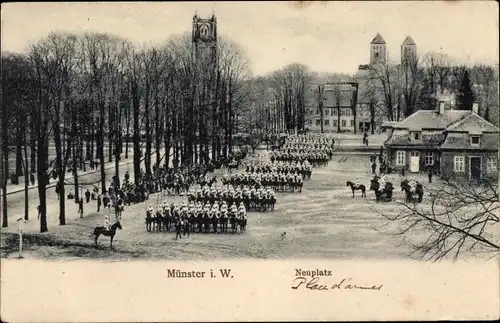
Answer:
140;133;334;238
348;174;424;203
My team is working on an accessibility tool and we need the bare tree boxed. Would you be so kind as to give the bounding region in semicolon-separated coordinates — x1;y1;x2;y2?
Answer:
376;175;499;261
399;55;423;117
470;64;499;123
367;60;399;121
332;83;343;133
315;84;325;133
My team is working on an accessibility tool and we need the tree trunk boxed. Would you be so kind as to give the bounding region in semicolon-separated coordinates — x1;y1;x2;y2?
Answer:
30;119;36;174
37;130;49;233
16;126;23;177
144;82;152;177
23;131;29;220
370;103;376;135
2;106;9;227
337;105;341;133
53;102;66;226
132;80;141;185
98;99;106;193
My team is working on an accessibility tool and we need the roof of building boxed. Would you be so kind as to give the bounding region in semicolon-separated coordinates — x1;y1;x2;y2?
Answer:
402;36;416;46
381;121;400;128
385;129;444;147
440;132;499;150
371;33;386;44
386;109;499;150
444;112;499;133
393;110;472;130
323;86;355;107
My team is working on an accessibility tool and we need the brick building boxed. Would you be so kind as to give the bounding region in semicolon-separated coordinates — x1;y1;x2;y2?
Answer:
384;102;499;180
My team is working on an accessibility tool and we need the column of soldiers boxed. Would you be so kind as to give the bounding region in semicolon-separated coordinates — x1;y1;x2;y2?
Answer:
221;160;311;192
271;134;335;166
187;184;277;212
145;199;248;236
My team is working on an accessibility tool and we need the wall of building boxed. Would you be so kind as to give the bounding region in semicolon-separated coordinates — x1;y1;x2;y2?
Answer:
388;148;440;172
440;151;498;180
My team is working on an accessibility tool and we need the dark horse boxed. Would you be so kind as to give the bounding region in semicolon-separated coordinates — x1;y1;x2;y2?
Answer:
93;221;122;248
222;158;240;173
369;180;393;202
346;181;366;198
401;179;424;203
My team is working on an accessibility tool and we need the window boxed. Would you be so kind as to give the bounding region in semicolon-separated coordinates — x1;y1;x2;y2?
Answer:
411;131;421;141
470;135;480;146
425;152;434;166
375;52;379;58
332;120;338;127
454;156;465;172
487;157;497;172
345;109;351;116
316;108;319;115
325;109;330;116
341;120;346;127
324;119;330;126
333;109;338;116
350;120;354;127
315;120;321;126
341;109;346;116
396;151;405;165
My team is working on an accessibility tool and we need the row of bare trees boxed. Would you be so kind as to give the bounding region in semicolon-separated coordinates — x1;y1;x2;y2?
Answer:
1;31;249;232
357;53;499;123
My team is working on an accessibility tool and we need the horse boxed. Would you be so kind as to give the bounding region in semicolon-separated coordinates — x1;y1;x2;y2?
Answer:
401;179;424;203
222;159;240;173
175;220;183;240
114;202;124;222
220;212;229;233
369;180;393;202
229;213;238;233
346;181;366;198
145;210;154;232
239;215;247;233
182;218;191;237
93;222;122;249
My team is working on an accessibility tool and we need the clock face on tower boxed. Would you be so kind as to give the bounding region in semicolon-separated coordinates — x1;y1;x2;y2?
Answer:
199;23;210;40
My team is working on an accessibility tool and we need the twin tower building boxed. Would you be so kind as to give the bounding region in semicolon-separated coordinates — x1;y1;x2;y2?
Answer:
368;33;417;66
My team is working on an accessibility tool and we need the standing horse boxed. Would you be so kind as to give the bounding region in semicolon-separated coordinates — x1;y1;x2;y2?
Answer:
401;180;424;203
369;180;394;202
239;215;247;233
114;202;123;222
346;181;366;198
93;222;122;249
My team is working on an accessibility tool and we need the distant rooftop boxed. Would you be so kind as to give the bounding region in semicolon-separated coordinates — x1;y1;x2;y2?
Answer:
402;36;416;45
371;33;386;45
394;110;472;130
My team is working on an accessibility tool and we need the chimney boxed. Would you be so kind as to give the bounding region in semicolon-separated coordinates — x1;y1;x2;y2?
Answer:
472;103;479;114
438;101;445;115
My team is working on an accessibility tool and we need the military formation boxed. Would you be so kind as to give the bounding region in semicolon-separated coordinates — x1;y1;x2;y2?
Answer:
146;200;248;238
187;185;277;212
141;133;338;237
217;157;314;194
270;135;335;166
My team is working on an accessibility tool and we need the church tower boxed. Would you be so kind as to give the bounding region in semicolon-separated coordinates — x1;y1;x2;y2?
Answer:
370;33;387;65
401;36;417;65
192;12;218;72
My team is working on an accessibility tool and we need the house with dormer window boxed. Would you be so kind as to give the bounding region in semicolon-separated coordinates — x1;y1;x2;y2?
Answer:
384;102;499;180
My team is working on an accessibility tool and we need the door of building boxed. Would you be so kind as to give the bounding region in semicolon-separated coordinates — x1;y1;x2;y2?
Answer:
410;151;420;172
470;157;481;180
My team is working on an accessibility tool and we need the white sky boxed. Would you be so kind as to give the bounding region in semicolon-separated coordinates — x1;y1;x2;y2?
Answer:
1;1;498;76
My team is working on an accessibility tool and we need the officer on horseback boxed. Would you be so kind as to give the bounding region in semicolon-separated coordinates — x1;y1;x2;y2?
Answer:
104;214;111;231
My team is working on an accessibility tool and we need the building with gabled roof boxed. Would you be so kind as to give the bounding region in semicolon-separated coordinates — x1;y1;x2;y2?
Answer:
384;102;499;180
